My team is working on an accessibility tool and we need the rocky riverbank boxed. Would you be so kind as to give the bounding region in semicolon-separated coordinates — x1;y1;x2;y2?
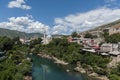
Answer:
24;76;32;80
37;54;68;65
74;66;109;80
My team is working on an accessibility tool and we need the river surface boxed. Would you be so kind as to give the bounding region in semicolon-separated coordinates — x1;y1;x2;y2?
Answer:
31;55;91;80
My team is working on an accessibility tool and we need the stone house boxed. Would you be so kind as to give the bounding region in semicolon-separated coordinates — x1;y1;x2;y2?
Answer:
100;43;119;52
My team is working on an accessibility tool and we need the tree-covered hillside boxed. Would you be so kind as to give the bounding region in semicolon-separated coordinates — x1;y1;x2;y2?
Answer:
0;28;43;39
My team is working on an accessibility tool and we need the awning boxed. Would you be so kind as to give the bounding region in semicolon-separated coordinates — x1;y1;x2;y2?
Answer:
109;51;120;55
100;53;109;56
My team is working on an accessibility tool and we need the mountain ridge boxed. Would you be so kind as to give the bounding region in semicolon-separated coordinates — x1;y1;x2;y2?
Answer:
89;19;120;32
0;28;43;39
80;19;120;34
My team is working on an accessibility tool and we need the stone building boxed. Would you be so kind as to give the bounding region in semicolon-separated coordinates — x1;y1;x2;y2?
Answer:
100;43;119;52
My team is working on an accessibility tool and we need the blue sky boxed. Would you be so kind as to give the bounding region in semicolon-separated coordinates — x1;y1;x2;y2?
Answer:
0;0;120;34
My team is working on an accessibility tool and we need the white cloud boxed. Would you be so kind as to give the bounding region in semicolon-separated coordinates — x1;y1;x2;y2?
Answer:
8;0;31;10
104;0;119;8
105;0;117;3
0;16;50;34
52;25;68;34
52;7;120;34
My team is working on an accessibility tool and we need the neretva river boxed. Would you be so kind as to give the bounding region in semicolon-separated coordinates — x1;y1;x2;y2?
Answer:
31;54;91;80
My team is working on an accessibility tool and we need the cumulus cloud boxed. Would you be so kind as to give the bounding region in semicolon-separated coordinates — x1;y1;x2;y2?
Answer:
52;25;68;34
105;0;117;3
0;16;50;33
52;7;120;34
8;0;31;10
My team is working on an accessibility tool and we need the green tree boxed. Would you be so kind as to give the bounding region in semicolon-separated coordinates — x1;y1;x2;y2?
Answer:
30;38;42;48
71;32;78;38
12;37;22;45
84;32;97;38
0;36;14;50
105;33;120;43
109;74;120;80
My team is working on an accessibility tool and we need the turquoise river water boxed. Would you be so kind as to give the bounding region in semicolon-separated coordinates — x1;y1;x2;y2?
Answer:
31;55;91;80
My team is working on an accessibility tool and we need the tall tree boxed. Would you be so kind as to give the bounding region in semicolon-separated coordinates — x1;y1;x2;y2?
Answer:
71;32;78;38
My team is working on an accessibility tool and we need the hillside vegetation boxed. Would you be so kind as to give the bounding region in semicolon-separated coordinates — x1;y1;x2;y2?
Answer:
0;28;43;39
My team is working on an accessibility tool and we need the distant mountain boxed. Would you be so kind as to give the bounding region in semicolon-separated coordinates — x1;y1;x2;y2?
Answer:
0;28;43;39
88;19;120;32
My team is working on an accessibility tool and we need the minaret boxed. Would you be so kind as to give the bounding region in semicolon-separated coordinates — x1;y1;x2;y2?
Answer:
42;27;47;44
